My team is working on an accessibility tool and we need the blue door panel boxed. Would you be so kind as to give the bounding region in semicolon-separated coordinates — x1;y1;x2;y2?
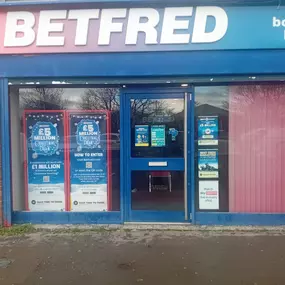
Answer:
123;88;192;223
129;158;184;171
129;211;186;223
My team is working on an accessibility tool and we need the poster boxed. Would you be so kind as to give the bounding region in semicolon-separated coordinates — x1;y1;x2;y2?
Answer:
24;111;65;211
135;125;149;147
199;181;219;210
198;149;219;178
198;116;218;146
151;125;166;147
69;111;110;211
169;128;179;141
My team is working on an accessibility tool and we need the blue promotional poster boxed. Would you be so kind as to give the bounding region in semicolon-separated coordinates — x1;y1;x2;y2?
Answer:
151;125;166;147
198;116;219;146
69;111;110;212
24;111;65;211
198;149;219;178
135;125;149;147
169;128;179;141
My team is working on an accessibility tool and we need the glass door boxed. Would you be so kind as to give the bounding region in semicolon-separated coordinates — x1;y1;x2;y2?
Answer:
124;88;191;222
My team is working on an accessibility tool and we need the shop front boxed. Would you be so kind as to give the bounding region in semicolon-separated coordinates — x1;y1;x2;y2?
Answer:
2;1;285;226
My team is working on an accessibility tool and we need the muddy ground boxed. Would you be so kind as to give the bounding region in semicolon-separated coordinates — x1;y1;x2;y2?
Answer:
0;228;285;285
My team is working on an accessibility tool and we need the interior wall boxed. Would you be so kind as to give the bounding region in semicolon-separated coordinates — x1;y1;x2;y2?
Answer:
10;87;25;211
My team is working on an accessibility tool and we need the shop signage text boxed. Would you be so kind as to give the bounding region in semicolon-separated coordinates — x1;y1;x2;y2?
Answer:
1;5;285;53
4;7;228;49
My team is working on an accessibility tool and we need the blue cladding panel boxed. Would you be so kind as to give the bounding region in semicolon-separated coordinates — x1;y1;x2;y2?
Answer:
0;78;11;227
2;50;285;78
12;211;122;224
129;211;186;222
196;213;285;226
13;211;285;225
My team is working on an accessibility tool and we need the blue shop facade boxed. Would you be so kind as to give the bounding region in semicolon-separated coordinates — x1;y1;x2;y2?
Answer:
2;0;285;226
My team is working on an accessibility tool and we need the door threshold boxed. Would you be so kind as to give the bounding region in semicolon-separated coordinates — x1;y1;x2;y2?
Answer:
124;222;190;225
123;222;194;231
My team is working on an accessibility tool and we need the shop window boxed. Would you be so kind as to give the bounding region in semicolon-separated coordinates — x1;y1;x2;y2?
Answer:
10;87;120;212
195;84;285;213
195;86;229;212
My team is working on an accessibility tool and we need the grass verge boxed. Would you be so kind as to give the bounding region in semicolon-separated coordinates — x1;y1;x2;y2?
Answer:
0;225;120;236
0;224;36;236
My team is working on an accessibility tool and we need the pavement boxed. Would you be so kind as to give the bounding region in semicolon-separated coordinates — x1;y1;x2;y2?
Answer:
1;226;285;285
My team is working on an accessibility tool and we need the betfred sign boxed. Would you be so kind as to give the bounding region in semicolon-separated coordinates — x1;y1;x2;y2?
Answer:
1;5;285;54
0;6;228;54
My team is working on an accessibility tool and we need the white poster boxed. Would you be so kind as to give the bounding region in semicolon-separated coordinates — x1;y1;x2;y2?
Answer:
28;184;65;212
70;184;107;212
199;181;219;210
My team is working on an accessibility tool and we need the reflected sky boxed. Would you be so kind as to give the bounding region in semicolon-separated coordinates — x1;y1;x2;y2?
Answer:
195;86;229;109
19;86;229;111
19;88;120;110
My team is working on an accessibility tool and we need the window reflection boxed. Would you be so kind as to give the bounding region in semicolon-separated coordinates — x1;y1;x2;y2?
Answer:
195;84;285;213
195;87;229;212
131;99;184;158
11;87;121;211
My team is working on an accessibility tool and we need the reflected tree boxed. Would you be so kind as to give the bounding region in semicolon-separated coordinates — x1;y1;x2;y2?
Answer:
80;89;176;131
80;88;120;133
131;99;167;116
20;88;69;110
222;100;229;110
80;88;120;111
132;99;179;136
231;85;285;112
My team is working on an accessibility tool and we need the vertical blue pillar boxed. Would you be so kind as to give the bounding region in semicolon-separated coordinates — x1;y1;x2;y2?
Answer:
0;78;12;226
190;88;196;224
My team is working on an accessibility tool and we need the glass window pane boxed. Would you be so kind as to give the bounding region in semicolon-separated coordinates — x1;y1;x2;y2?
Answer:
195;86;229;212
195;84;285;213
131;171;184;211
10;87;120;212
131;99;184;158
229;85;285;213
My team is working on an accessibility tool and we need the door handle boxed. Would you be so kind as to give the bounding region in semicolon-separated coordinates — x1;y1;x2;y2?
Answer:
148;161;167;167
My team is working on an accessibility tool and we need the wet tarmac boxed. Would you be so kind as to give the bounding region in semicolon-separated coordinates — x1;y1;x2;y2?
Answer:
0;229;285;285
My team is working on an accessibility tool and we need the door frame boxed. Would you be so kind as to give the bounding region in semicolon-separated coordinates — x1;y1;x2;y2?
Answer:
121;87;194;223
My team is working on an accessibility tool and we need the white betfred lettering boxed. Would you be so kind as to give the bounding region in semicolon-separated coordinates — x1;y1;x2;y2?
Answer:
125;8;159;45
68;9;99;45
160;7;193;44
36;10;67;46
192;6;228;43
3;6;229;49
4;11;35;47
98;9;127;45
273;16;281;27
